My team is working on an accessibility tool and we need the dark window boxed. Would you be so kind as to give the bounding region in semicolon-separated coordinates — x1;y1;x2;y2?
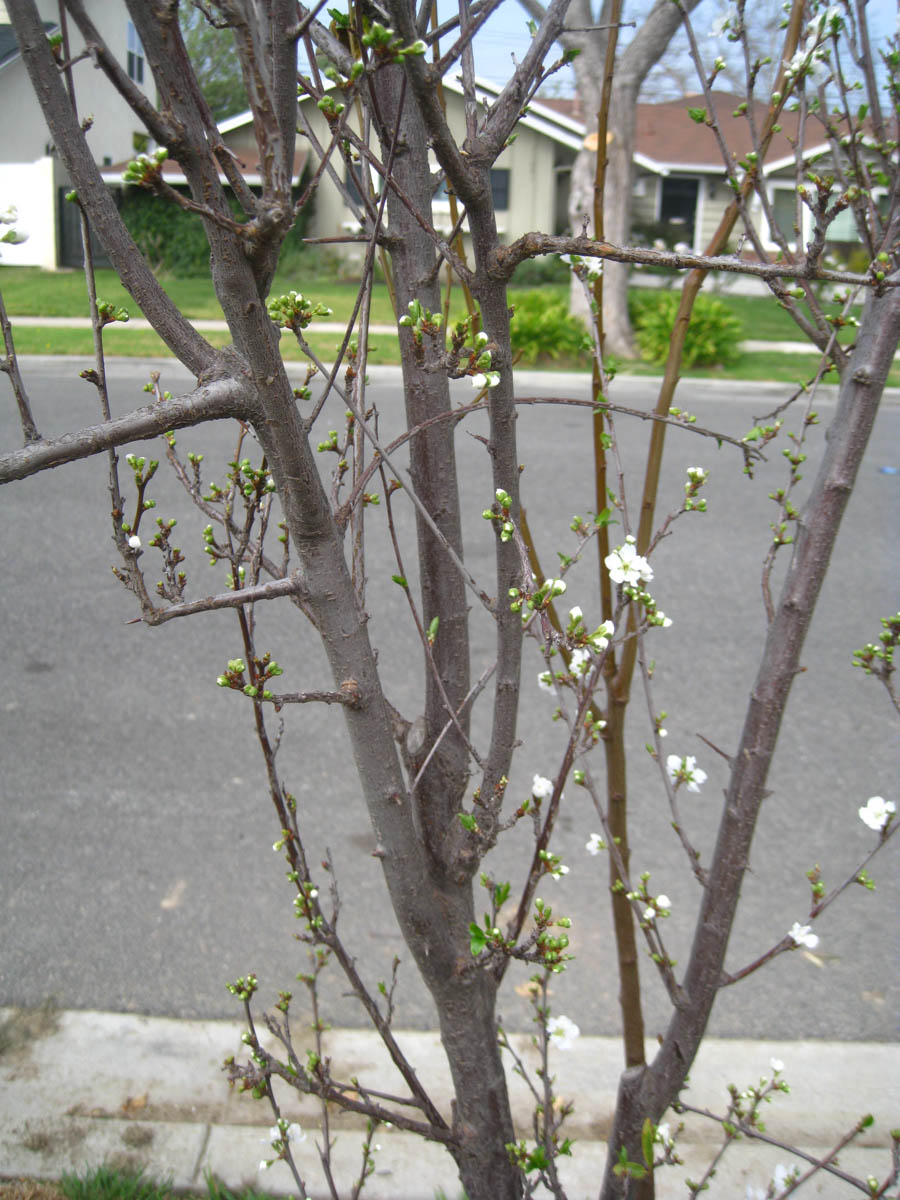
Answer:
345;166;363;206
491;168;510;210
770;187;799;245
659;175;698;241
127;21;144;84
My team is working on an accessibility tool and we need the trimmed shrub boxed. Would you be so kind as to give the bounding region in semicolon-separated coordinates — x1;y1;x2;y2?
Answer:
119;176;315;277
629;290;743;367
510;255;570;286
508;289;589;364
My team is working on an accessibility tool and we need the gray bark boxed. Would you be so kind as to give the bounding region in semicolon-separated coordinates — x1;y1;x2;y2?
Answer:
543;0;704;357
600;263;900;1198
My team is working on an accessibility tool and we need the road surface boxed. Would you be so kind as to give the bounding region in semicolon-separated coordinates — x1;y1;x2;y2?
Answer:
1;358;897;1043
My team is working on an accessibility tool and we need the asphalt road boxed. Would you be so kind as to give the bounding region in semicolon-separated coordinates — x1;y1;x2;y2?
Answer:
2;358;898;1043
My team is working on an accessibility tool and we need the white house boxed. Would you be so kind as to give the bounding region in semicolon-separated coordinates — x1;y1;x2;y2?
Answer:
0;0;154;268
98;75;583;267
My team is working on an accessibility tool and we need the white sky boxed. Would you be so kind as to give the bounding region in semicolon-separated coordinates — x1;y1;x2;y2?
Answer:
431;0;896;96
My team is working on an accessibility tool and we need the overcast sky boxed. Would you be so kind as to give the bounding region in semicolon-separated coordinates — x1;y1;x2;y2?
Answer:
431;0;896;97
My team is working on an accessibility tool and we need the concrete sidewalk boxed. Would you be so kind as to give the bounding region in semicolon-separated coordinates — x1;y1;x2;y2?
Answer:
7;315;865;357
1;1009;896;1198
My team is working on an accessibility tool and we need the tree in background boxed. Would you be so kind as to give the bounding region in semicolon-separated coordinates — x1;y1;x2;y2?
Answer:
518;0;704;356
2;1;898;1197
179;1;249;121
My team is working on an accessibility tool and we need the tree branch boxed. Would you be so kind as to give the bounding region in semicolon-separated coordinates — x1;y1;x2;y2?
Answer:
492;231;893;287
6;0;217;377
0;376;251;483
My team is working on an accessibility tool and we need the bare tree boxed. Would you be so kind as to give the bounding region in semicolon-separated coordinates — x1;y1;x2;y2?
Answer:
515;0;705;356
2;2;898;1198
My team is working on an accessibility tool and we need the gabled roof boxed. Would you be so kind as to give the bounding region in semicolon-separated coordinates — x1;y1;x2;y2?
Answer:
100;148;309;187
541;89;835;175
440;74;585;151
633;91;831;175
217;73;585;154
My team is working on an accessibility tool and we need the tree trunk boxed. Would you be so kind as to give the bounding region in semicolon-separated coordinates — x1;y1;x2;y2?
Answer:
599;264;900;1200
370;64;522;1200
565;0;703;359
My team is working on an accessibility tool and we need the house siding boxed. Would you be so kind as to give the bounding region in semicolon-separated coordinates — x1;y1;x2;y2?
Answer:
1;0;155;266
246;86;577;258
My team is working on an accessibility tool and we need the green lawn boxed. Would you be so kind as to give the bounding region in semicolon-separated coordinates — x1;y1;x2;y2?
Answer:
10;322;896;387
3;264;884;383
0;265;402;325
0;265;860;342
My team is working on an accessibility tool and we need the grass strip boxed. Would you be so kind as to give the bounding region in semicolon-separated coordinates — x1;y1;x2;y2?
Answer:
0;1168;288;1200
0;266;862;347
10;324;897;388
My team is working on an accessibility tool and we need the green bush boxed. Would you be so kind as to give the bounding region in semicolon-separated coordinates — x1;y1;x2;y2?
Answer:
510;255;570;286
508;289;589;364
629;290;743;367
119;176;315;277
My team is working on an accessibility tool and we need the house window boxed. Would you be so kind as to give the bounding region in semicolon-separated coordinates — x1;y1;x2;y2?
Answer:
769;186;801;247
127;21;144;84
345;166;362;207
491;168;510;210
826;191;887;242
345;163;380;209
659;175;698;242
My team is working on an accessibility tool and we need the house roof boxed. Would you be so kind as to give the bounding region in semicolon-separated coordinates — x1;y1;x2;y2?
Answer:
440;75;585;151
540;89;833;175
215;74;585;154
100;148;309;187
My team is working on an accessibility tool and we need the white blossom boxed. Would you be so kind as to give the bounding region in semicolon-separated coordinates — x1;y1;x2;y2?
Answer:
586;832;605;855
590;619;615;652
858;796;895;831
546;1014;580;1050
569;647;591;676
569;606;583;624
605;538;653;586
789;922;819;949
128;534;142;550
770;1057;784;1073
470;370;500;388
772;1163;796;1190
532;774;554;801
643;906;657;922
656;894;671;910
709;4;737;36
655;1121;672;1145
550;863;569;880
666;754;708;793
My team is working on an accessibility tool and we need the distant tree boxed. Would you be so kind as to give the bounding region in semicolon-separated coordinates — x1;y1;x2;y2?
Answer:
179;3;248;121
518;0;704;356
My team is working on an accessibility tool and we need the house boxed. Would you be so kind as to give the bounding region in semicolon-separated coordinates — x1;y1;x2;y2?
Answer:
630;91;860;256
0;0;154;268
2;0;854;275
98;75;582;267
544;90;861;257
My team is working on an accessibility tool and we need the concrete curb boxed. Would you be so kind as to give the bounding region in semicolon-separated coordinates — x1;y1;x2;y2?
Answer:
1;1009;896;1198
